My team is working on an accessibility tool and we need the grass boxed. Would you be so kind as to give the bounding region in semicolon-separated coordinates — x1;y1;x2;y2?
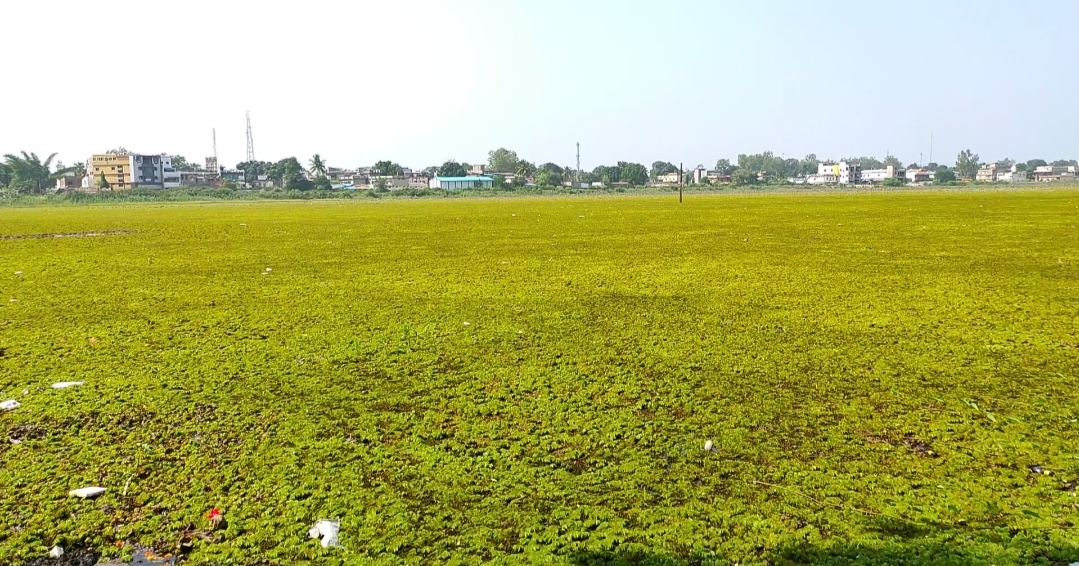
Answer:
1;190;1078;565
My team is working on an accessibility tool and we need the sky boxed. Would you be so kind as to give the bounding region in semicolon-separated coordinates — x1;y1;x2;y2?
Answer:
3;0;1077;171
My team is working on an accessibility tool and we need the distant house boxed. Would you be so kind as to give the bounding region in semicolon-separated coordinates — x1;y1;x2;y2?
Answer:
1032;165;1078;182
468;164;488;176
656;172;682;185
905;169;933;183
861;166;904;184
977;163;1027;183
429;176;493;189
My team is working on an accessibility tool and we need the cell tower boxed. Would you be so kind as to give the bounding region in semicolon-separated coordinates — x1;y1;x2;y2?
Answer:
576;142;581;185
245;111;255;162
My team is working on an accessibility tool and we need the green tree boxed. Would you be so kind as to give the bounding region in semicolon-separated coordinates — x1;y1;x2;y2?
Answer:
437;160;467;177
309;154;328;178
800;155;818;176
314;176;332;190
955;149;980;180
372;160;403;177
591;165;619;184
2;151;74;194
271;157;311;190
97;172;110;190
884;155;902;169
373;178;388;192
488;148;520;174
534;169;562;187
935;169;957;183
650;161;678;179
620;162;649;186
715;159;736;175
1051;159;1078;167
516;160;536;181
0;163;11;188
1025;159;1047;171
170;155;192;171
732;169;759;186
882;177;906;187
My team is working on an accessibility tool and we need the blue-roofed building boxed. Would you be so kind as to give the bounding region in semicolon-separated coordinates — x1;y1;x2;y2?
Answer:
429;176;494;190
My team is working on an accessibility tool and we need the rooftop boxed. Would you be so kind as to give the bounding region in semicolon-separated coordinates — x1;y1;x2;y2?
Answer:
435;176;493;181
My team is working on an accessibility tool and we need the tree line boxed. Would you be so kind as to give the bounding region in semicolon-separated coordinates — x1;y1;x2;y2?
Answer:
4;148;1079;195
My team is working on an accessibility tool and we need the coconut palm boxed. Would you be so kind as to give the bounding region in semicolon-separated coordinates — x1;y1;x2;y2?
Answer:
2;152;75;195
309;154;327;178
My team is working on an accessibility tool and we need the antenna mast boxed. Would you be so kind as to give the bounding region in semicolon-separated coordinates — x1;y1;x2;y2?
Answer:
246;111;255;162
576;142;581;185
212;128;218;173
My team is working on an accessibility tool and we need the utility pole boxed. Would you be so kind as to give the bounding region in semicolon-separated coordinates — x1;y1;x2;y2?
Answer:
679;163;683;203
212;128;219;175
929;133;934;165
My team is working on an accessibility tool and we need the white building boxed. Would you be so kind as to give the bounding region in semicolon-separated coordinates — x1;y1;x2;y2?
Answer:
160;155;182;188
429;176;494;189
818;162;861;184
861;166;903;183
906;169;933;183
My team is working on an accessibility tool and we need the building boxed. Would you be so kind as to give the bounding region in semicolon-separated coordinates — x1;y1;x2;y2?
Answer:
429;176;494;190
468;164;488;176
54;175;83;191
89;153;166;190
805;173;839;185
818;162;862;184
906;169;933;183
657;171;682;185
220;169;246;185
691;166;731;185
1032;165;1079;182
161;155;182;188
861;166;903;183
977;163;1028;183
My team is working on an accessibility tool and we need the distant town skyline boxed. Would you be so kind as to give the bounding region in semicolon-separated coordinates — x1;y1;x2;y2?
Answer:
3;0;1077;170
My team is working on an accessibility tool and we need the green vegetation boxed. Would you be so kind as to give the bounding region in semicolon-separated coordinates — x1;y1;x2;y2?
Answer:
1;190;1078;565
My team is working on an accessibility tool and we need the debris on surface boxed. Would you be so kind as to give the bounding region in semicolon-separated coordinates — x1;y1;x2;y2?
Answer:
51;382;84;390
22;547;97;566
207;507;224;530
1;400;19;411
1030;465;1050;475
69;487;106;499
14;271;23;275
308;519;342;548
95;547;176;566
704;440;716;452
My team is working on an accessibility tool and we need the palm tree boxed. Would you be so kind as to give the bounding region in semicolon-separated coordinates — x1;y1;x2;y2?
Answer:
2;152;74;195
309;154;327;178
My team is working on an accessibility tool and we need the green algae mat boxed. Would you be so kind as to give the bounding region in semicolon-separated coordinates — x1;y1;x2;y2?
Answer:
1;191;1078;565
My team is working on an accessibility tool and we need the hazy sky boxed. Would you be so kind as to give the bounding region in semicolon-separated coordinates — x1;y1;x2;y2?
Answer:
3;0;1077;171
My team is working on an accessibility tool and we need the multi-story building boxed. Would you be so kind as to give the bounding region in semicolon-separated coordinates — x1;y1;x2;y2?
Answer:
906;169;933;183
977;163;1028;183
818;162;862;184
1032;165;1079;182
161;155;182;188
89;153;166;190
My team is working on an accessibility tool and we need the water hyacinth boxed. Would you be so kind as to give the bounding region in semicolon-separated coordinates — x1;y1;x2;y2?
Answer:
0;192;1076;564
